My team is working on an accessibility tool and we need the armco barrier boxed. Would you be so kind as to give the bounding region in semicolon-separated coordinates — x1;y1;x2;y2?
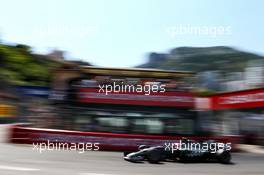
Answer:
9;125;242;151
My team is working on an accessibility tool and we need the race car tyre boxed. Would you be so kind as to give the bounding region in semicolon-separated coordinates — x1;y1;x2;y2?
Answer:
218;151;231;164
147;152;161;164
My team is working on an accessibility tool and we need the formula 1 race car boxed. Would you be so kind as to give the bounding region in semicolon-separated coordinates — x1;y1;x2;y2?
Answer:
123;139;232;164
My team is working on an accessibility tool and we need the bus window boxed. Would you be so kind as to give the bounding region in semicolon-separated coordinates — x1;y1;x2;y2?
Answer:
131;119;146;134
145;118;164;134
96;117;128;133
131;118;164;135
75;116;93;131
164;118;194;135
179;119;194;135
164;119;180;135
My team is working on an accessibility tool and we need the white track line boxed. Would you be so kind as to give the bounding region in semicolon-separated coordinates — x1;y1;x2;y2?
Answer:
0;165;40;171
79;173;116;175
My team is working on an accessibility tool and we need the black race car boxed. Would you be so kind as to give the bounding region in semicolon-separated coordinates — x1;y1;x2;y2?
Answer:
124;139;232;164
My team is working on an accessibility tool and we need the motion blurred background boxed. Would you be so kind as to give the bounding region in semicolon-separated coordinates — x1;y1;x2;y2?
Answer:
0;0;263;174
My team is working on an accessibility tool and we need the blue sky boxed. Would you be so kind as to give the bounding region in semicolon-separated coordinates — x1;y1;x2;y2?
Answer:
0;0;263;67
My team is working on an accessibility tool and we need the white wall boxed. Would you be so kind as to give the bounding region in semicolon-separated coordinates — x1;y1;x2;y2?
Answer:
0;125;10;143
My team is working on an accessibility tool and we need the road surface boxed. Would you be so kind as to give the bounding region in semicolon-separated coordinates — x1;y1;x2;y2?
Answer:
0;143;263;175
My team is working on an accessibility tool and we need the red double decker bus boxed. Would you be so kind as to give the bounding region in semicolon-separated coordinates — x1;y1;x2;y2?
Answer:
50;66;199;136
